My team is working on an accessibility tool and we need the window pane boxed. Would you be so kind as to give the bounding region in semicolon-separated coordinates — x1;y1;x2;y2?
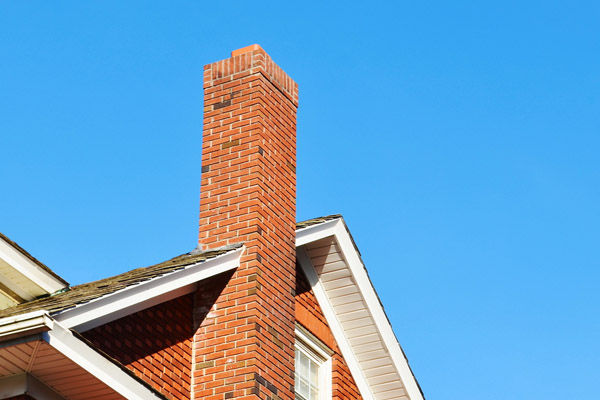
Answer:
310;358;319;384
299;377;309;398
299;351;309;377
295;342;326;400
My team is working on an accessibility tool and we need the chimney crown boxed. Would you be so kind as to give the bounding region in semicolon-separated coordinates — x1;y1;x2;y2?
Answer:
231;44;263;57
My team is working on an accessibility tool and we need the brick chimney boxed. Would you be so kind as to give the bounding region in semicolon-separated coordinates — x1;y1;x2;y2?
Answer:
193;45;298;399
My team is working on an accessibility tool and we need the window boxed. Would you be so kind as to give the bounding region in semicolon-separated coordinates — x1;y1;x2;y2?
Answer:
295;345;321;399
295;326;332;400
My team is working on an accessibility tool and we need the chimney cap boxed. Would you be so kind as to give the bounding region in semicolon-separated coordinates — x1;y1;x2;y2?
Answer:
231;44;263;57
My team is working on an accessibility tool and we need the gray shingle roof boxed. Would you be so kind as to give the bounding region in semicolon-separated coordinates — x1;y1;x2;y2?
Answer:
0;245;241;318
296;214;342;229
0;216;342;320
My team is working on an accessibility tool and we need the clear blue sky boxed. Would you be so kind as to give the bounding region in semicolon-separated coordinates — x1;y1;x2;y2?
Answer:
1;1;599;399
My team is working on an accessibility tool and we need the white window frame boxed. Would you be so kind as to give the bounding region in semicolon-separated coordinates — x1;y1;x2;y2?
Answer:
295;325;333;400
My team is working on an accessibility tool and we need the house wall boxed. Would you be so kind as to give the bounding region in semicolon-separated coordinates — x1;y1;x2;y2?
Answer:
75;46;359;400
82;294;194;400
295;264;363;400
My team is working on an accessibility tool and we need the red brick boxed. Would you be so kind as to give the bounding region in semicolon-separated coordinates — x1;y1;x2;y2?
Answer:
83;295;194;400
194;46;297;400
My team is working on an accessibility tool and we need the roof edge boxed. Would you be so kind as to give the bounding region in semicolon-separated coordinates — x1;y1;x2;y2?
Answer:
0;232;68;287
0;310;166;399
296;217;426;400
54;246;243;331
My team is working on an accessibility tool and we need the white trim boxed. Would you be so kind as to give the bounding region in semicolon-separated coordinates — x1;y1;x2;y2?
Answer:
26;373;67;400
0;272;33;302
330;221;424;400
295;218;424;400
0;312;163;399
44;319;163;399
295;324;334;358
297;247;374;400
0;374;27;399
0;310;54;341
295;325;332;400
55;247;243;332
0;373;66;400
0;236;67;294
296;220;339;247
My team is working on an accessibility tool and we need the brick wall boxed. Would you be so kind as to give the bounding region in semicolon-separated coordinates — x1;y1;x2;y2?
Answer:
83;294;194;400
296;264;363;400
194;45;298;400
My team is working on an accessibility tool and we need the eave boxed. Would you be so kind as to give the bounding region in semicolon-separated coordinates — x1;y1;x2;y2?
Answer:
54;246;243;332
0;311;166;400
0;234;68;309
0;246;243;399
296;217;424;400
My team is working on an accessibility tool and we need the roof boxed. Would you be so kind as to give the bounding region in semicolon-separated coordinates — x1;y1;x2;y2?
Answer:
296;216;424;400
0;232;69;286
0;216;423;399
296;214;342;229
0;310;168;400
0;245;241;319
0;217;339;318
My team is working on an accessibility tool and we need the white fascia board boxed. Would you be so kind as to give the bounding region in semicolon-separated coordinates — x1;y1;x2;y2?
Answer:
297;247;375;400
0;310;54;341
55;247;243;332
0;373;67;400
0;373;27;398
0;237;67;294
0;311;162;399
296;219;339;247
44;319;164;400
330;221;424;400
0;271;34;302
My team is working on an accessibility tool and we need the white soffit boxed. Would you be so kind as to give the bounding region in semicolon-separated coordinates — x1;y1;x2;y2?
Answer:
0;236;67;301
0;311;165;400
55;247;243;332
295;219;424;400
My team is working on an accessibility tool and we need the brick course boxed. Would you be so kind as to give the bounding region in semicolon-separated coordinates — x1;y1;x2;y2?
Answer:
83;295;194;400
194;45;298;400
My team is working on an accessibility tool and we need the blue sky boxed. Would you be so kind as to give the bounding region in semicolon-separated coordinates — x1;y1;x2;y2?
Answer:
1;1;599;398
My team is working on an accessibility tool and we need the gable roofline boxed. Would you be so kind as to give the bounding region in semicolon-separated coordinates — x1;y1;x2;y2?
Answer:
0;217;422;398
0;233;69;305
0;233;69;287
0;310;167;400
55;245;243;331
0;245;243;330
296;216;425;400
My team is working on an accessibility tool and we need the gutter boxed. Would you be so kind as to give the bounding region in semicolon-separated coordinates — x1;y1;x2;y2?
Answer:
0;310;53;342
